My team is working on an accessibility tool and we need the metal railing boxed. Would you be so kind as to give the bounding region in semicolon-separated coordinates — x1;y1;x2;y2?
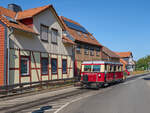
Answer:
0;78;75;96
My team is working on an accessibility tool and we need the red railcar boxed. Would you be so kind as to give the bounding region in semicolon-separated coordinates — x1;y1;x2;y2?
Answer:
80;61;124;88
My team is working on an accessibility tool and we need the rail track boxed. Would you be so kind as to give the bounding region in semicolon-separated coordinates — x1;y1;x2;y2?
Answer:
1;88;91;113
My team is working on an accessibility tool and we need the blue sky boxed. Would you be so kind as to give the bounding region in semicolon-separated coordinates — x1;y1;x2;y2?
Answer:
1;0;150;60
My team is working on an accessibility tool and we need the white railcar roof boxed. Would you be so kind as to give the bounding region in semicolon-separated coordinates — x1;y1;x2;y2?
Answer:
82;61;122;65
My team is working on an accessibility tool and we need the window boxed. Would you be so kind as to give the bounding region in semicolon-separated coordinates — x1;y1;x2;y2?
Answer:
93;65;101;72
21;57;30;76
114;66;116;72
105;64;108;71
110;65;113;72
118;66;120;71
89;35;94;40
76;45;81;54
77;31;82;36
62;59;67;74
84;46;89;55
96;47;100;56
90;48;94;56
83;33;88;38
51;28;58;44
51;58;57;74
84;65;92;72
41;58;48;75
40;24;48;41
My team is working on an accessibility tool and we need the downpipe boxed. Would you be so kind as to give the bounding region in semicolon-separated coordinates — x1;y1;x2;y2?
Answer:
7;27;14;85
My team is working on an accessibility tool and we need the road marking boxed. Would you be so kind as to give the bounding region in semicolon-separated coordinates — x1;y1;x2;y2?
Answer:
54;93;93;113
54;102;70;113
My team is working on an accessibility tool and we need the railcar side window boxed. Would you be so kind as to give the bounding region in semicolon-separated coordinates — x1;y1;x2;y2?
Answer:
110;65;112;72
105;64;107;71
114;65;116;72
118;66;120;71
84;65;91;72
93;65;101;72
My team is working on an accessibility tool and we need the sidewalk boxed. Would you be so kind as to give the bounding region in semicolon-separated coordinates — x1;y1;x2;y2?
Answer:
0;86;77;109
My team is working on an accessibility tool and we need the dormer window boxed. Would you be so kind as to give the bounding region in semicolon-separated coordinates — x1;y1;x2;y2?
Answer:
77;31;82;36
51;28;58;44
83;33;88;38
89;35;95;40
40;24;49;42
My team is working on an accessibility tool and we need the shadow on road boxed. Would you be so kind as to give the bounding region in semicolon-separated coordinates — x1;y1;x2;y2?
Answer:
143;77;150;81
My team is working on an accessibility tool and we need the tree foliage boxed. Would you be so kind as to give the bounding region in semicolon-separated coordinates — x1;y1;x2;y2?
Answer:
136;55;150;70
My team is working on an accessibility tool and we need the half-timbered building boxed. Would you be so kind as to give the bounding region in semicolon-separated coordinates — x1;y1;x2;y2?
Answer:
0;4;74;86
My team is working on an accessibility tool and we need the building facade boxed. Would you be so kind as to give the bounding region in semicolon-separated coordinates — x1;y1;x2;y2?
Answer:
0;4;74;86
116;52;135;72
101;46;120;62
60;16;103;76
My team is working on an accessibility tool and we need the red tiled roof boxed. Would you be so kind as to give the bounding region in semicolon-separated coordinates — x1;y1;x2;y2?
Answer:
0;4;65;34
120;59;127;65
116;52;132;58
17;5;65;30
60;16;102;47
0;6;16;19
102;46;120;58
62;35;75;45
0;7;37;34
17;5;50;20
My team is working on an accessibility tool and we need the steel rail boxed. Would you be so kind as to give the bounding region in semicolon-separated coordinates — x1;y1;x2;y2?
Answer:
1;88;90;113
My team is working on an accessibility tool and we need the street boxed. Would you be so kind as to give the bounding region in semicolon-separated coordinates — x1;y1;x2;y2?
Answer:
58;74;150;113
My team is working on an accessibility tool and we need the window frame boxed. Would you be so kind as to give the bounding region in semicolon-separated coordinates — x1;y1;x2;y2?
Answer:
93;65;101;72
76;45;81;54
90;48;94;56
51;58;58;75
41;57;49;75
77;31;82;36
84;46;89;55
96;47;100;56
40;24;49;42
51;28;58;44
62;59;67;74
83;33;88;38
20;56;30;76
83;65;92;72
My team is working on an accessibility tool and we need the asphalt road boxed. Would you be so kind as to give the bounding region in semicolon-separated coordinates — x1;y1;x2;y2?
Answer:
59;74;150;113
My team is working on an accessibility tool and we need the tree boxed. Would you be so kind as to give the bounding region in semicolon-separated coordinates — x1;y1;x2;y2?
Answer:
136;55;150;70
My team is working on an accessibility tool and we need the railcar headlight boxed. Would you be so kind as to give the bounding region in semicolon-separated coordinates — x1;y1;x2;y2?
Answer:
98;74;101;77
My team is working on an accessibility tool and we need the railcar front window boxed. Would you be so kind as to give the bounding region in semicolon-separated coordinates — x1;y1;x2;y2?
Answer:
84;65;92;72
93;65;101;72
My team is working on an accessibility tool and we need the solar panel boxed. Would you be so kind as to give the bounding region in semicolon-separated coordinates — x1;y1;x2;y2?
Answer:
63;20;88;34
89;35;95;40
3;15;18;24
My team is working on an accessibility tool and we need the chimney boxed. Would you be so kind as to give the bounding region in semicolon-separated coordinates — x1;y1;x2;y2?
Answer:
8;4;22;13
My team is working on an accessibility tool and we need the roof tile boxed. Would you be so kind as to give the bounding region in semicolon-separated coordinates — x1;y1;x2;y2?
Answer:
102;46;120;58
17;5;50;20
116;52;132;58
62;35;75;45
60;16;102;46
